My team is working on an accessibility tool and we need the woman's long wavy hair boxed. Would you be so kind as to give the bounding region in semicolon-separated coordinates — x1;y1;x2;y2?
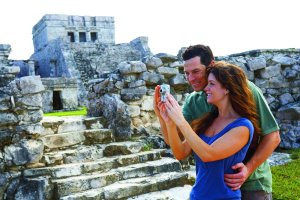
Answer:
191;61;261;136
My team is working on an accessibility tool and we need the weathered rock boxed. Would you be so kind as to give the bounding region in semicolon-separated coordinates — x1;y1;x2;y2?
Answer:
4;139;44;166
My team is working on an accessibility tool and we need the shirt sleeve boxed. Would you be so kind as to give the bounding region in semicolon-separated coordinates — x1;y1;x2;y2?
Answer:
248;81;280;135
182;96;193;124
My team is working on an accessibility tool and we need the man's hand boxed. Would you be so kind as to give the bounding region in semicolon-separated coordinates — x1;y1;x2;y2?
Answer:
224;162;250;190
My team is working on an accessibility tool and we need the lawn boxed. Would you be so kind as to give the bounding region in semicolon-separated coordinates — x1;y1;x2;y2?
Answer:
43;107;87;117
272;148;300;200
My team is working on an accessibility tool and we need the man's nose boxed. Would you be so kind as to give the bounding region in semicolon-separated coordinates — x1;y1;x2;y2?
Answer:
187;74;195;81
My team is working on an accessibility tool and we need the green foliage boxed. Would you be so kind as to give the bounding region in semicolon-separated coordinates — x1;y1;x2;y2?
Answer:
44;107;87;117
272;148;300;200
142;142;154;152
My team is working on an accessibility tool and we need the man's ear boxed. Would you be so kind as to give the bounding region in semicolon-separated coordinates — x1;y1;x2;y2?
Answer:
209;60;215;67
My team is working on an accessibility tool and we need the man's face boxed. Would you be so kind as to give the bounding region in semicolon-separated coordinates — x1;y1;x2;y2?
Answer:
184;56;207;92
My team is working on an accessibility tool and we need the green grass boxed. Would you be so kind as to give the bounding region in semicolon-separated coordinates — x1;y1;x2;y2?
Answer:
142;142;154;152
43;107;87;117
271;148;300;200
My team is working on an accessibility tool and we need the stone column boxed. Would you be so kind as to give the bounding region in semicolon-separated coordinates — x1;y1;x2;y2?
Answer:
74;32;79;43
86;31;91;42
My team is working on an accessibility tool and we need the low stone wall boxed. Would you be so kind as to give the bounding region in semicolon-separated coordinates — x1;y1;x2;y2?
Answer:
0;62;46;198
218;49;300;148
0;75;45;164
88;49;300;148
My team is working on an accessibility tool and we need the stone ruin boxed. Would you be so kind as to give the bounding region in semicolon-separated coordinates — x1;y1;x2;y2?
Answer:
0;13;299;199
87;48;300;149
15;14;151;112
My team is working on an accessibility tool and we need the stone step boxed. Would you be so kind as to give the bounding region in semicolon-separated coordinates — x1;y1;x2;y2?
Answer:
24;149;165;179
83;116;107;129
41;116;106;135
41;128;114;150
41;140;151;166
42;145;105;166
42;116;87;134
59;171;189;200
84;129;114;145
54;157;182;197
103;141;144;157
127;184;192;200
41;131;85;150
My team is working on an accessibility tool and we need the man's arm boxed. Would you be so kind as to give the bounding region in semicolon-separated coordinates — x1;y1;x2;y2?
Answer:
224;130;280;190
224;80;281;190
245;130;281;176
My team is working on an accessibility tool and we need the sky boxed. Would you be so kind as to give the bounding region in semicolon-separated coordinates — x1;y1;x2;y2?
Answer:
1;0;299;60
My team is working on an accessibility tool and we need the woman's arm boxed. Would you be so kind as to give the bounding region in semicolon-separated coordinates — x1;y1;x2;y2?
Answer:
166;123;192;160
178;121;249;162
165;94;250;162
158;99;192;160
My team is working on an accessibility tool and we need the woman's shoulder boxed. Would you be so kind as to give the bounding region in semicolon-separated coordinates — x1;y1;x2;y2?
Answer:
230;118;254;134
230;117;254;129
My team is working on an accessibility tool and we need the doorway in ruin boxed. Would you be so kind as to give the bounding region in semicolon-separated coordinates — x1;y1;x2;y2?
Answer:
53;91;63;110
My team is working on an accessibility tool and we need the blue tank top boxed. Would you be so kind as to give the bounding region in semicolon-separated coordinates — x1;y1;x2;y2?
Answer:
190;118;254;200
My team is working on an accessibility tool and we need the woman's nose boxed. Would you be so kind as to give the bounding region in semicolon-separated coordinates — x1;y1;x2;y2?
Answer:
204;85;209;92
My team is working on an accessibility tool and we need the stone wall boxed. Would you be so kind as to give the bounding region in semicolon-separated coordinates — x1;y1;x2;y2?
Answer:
0;72;45;161
88;49;300;148
0;45;46;198
87;53;190;140
218;49;300;148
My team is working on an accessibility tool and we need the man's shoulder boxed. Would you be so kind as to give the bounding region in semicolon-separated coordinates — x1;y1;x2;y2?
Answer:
247;80;261;93
185;91;206;102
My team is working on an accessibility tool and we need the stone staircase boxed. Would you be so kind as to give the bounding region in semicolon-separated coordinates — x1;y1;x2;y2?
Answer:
22;116;192;200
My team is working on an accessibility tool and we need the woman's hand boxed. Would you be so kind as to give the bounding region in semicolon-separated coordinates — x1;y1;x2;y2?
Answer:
158;102;174;125
164;94;186;126
153;85;162;117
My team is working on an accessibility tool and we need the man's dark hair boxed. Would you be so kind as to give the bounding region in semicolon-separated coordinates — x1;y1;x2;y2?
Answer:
182;44;214;67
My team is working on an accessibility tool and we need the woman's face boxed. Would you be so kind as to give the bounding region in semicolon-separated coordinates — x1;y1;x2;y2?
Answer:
204;73;228;105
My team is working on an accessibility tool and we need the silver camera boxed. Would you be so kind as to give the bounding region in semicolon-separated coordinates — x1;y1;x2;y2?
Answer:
160;84;170;102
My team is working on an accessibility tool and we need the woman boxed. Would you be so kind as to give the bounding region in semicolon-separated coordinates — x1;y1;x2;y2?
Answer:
157;61;260;199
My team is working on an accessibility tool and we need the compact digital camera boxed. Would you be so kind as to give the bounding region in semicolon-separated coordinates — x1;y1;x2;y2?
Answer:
160;84;170;102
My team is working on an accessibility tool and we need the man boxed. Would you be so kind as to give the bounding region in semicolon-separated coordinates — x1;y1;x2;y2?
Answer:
153;44;280;199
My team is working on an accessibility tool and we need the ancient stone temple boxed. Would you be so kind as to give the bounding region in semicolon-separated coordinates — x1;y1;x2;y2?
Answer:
23;14;151;111
32;14;115;53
